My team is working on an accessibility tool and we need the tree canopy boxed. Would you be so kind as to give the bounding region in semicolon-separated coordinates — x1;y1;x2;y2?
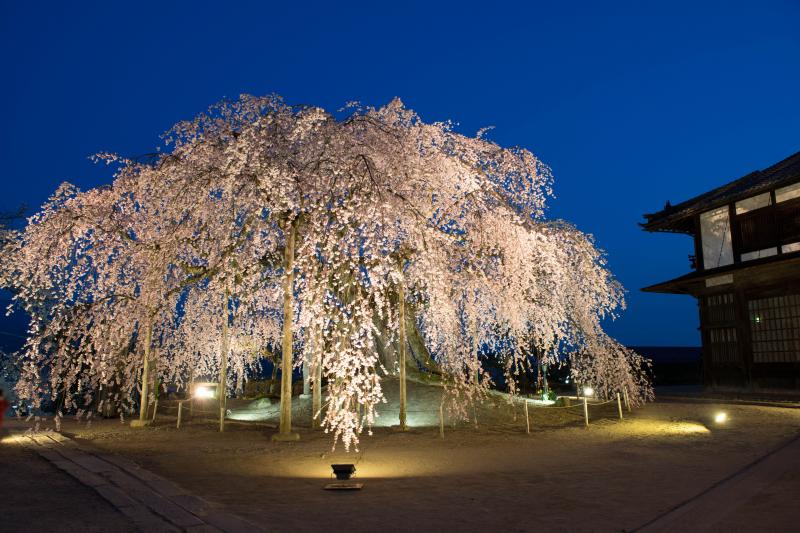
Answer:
0;95;651;449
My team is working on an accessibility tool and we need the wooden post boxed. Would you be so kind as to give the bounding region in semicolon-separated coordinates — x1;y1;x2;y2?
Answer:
302;360;311;396
189;366;195;418
439;403;444;439
524;399;530;434
151;397;158;424
133;320;153;427
274;218;299;441
312;358;322;430
617;392;623;420
623;388;631;412
177;401;183;429
583;396;589;427
219;287;230;433
398;277;408;431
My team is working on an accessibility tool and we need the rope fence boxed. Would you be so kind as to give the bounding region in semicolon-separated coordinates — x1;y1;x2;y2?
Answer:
157;389;637;438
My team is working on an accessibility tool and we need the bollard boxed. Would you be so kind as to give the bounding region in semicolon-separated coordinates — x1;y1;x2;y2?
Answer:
177;401;183;429
617;392;623;420
524;400;530;434
583;396;589;427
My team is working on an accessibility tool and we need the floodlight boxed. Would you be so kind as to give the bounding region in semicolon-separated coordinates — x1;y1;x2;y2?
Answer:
195;386;215;399
714;412;727;424
331;464;356;480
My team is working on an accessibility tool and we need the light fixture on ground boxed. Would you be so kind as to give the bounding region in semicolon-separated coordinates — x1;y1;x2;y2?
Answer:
324;464;363;491
714;412;728;424
583;386;594;397
193;383;217;399
331;464;356;480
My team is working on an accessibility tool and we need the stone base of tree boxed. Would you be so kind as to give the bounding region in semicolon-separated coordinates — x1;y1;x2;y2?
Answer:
390;425;409;432
271;432;300;442
129;420;151;428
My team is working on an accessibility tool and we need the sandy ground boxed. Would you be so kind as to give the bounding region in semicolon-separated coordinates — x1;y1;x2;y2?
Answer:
4;379;800;532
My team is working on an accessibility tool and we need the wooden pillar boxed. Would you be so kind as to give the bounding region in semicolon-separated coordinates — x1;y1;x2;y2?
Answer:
398;278;408;431
312;356;322;430
302;360;311;396
219;287;229;432
274;219;299;441
132;320;153;428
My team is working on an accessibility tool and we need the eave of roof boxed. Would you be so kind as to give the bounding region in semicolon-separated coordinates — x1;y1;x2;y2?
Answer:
642;251;800;295
642;150;800;233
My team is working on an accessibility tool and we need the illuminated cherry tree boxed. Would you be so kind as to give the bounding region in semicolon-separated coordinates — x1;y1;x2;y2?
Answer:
0;94;651;450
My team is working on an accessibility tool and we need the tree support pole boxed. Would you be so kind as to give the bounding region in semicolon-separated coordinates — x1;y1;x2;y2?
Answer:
524;400;530;434
398;278;408;431
583;396;589;427
312;355;322;430
219;287;230;433
132;320;153;428
439;403;444;439
617;393;624;420
302;361;311;396
274;219;299;442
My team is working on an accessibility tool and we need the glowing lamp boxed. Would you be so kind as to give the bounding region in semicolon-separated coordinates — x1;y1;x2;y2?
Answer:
331;464;356;480
195;386;216;399
583;386;594;397
714;412;728;424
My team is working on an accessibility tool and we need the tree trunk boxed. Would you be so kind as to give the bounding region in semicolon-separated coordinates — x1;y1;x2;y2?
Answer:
219;286;230;432
275;219;299;441
398;279;408;430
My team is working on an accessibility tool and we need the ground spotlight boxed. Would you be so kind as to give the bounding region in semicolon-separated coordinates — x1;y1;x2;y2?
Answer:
583;386;594;397
331;464;356;480
194;384;216;399
714;412;728;424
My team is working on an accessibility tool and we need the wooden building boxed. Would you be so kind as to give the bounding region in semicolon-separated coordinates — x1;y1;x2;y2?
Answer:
642;151;800;392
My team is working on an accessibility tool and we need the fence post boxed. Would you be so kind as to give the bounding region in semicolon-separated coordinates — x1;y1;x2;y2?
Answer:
583;396;589;427
439;404;444;439
617;393;624;420
524;400;530;434
623;388;631;412
177;401;183;429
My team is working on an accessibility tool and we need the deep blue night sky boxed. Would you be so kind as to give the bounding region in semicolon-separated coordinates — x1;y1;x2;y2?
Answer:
1;0;799;349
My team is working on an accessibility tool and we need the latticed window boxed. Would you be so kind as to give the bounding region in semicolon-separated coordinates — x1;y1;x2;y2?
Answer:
748;294;800;363
705;293;736;323
708;327;739;364
704;293;739;365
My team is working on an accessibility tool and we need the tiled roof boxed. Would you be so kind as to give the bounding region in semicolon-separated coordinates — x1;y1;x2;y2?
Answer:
642;150;800;232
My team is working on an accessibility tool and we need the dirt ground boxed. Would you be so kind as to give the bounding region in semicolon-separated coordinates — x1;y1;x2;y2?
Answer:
13;378;790;533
